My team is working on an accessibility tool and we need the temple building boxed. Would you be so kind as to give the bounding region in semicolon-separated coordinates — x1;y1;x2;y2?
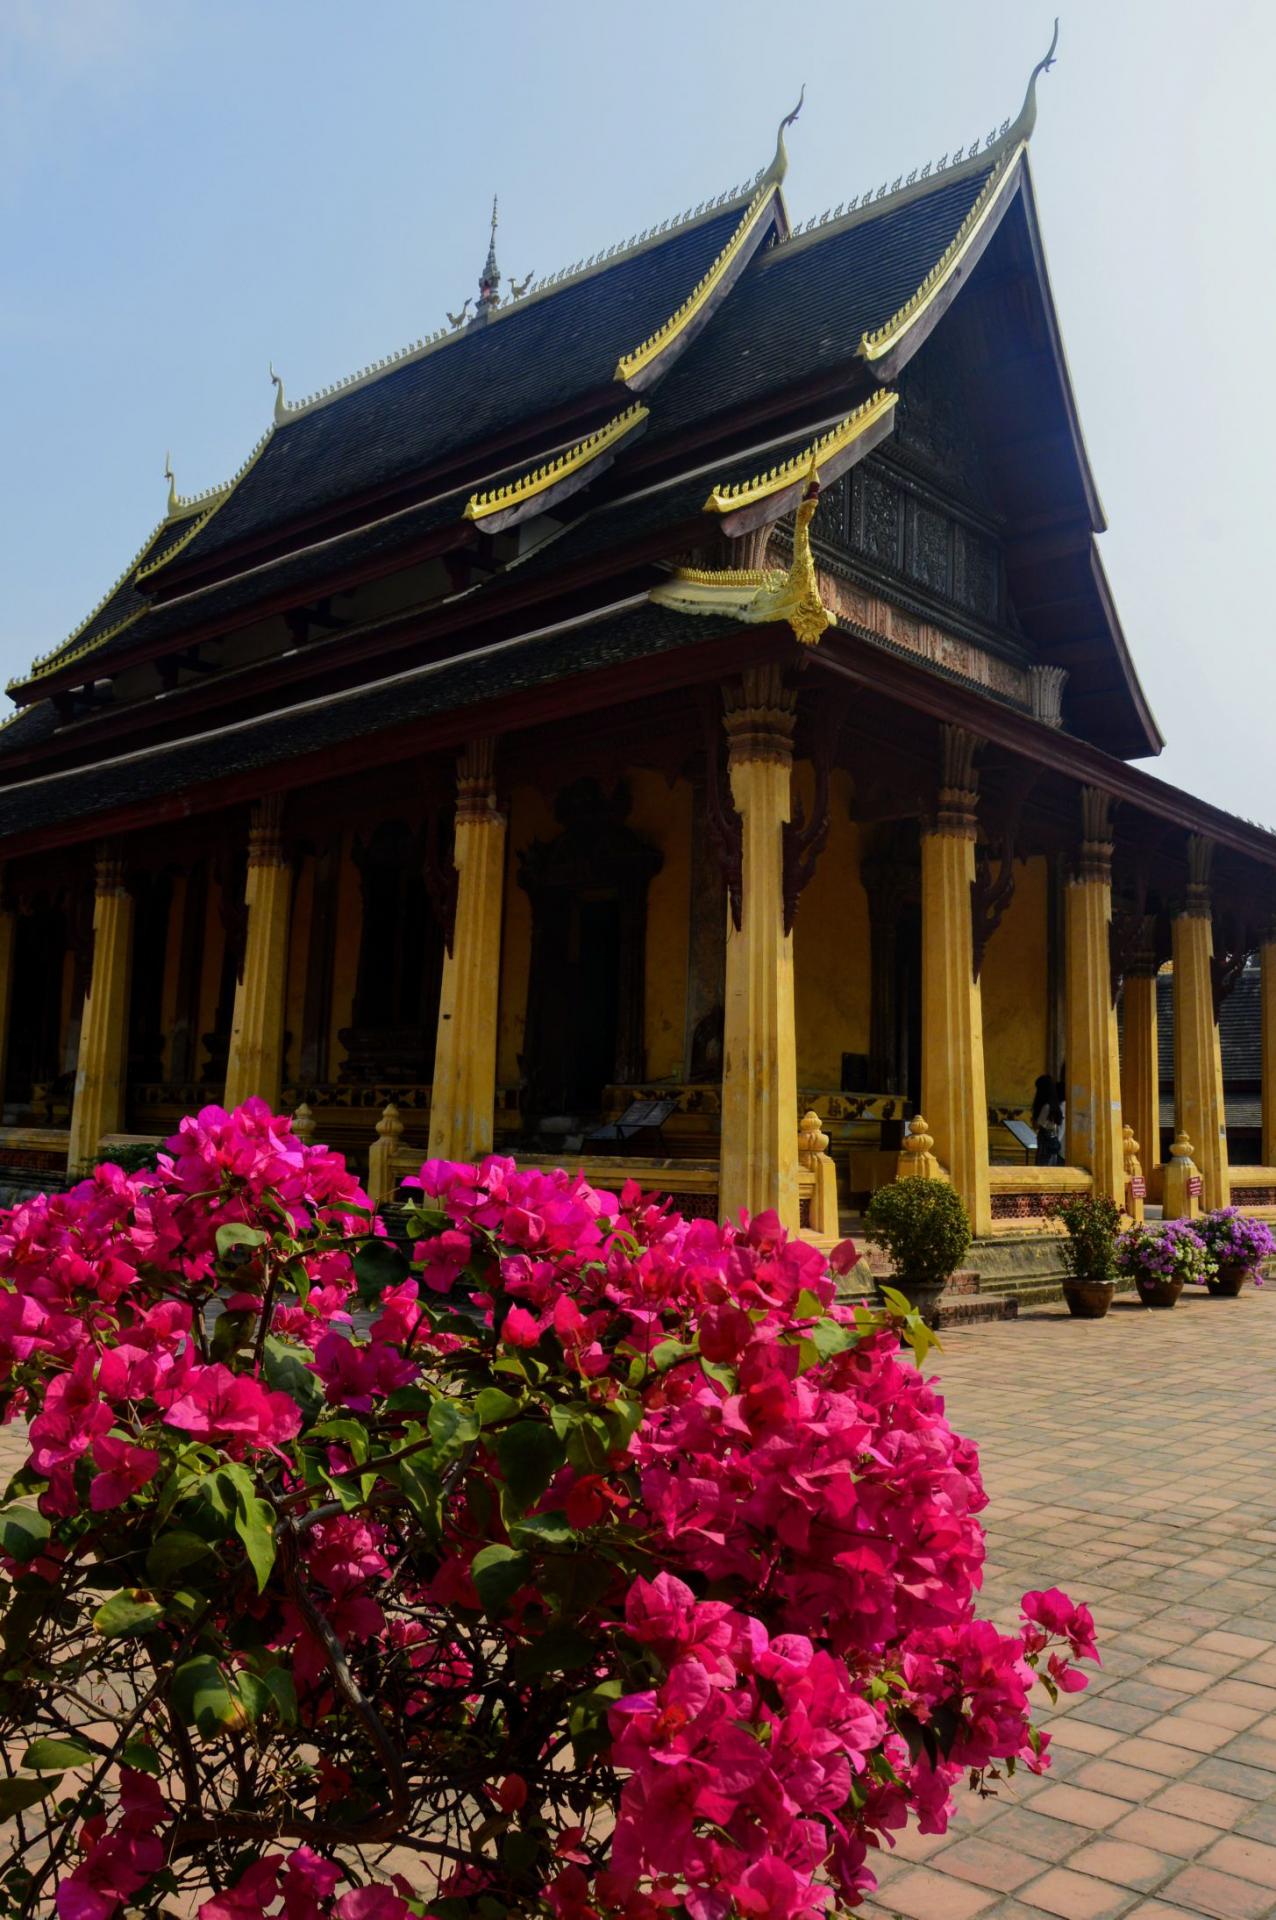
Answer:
5;42;1276;1254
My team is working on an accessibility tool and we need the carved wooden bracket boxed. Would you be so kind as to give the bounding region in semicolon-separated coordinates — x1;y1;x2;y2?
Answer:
1211;917;1254;1022
421;815;458;957
971;833;1015;981
782;692;847;934
700;689;742;931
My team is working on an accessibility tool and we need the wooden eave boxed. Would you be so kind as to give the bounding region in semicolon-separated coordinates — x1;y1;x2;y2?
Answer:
0;507;713;786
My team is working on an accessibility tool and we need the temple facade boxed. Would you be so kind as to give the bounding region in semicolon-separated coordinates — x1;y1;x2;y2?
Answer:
5;50;1276;1247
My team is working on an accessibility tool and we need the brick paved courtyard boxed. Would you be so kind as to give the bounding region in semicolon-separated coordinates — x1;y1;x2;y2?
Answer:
866;1285;1276;1920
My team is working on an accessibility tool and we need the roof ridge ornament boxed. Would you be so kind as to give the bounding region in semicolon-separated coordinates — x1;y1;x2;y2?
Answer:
1008;16;1059;148
763;85;805;188
164;451;178;518
269;362;287;424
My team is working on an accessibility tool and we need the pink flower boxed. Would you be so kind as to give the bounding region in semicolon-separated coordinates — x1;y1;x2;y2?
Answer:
500;1305;542;1348
163;1363;301;1454
89;1436;160;1511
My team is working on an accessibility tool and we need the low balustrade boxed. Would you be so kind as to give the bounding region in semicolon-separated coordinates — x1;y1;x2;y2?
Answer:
986;1164;1093;1230
1227;1167;1276;1216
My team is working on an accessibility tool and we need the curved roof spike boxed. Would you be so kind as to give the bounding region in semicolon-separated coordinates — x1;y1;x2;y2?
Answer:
164;450;178;517
1006;15;1059;146
762;84;805;187
269;361;287;423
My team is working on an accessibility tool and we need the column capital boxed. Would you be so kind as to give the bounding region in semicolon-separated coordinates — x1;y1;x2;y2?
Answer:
456;737;505;825
1180;833;1213;918
931;723;980;838
1075;787;1113;885
93;840;128;895
246;794;287;869
722;665;797;768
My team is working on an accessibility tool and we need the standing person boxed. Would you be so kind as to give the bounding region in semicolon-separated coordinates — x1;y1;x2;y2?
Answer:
1032;1074;1064;1166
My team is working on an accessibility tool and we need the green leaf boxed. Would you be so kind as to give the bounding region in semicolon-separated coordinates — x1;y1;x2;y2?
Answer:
0;1774;57;1814
510;1510;574;1547
120;1741;162;1776
601;1396;643;1449
21;1738;92;1772
699;1358;735;1389
514;1623;594;1678
211;1308;255;1362
173;1655;240;1736
215;1222;268;1258
495;1421;565;1514
262;1665;298;1727
878;1285;914;1317
471;1544;530;1615
393;1453;443;1537
92;1591;163;1638
232;1492;277;1592
0;1506;50;1566
145;1530;212;1586
353;1236;411;1303
428;1399;480;1456
475;1387;522;1428
564;1415;611;1475
795;1288;826;1319
261;1336;324;1422
650;1338;696;1373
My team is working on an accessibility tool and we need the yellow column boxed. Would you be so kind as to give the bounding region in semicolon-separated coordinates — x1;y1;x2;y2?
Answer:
224;797;293;1112
920;726;990;1236
1172;835;1229;1211
1120;933;1160;1186
1064;789;1124;1206
428;739;507;1163
67;846;134;1172
1262;930;1276;1167
719;666;800;1231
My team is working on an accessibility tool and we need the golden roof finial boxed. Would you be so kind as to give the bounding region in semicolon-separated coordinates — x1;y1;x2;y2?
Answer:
763;85;805;187
269;361;287;425
1006;17;1059;146
163;450;177;517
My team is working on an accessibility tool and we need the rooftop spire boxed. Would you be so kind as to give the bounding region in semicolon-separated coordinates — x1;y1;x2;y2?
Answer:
763;86;805;188
269;361;287;424
164;451;178;517
480;194;500;307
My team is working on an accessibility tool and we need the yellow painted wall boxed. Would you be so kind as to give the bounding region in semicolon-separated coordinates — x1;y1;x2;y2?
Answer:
981;853;1049;1107
627;771;691;1082
793;769;870;1086
497;784;557;1088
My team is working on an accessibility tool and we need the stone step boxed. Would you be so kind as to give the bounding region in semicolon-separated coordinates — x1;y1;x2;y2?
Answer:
931;1293;1020;1329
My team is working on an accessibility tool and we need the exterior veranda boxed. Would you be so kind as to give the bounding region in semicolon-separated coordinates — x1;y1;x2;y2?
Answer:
4;640;1274;1248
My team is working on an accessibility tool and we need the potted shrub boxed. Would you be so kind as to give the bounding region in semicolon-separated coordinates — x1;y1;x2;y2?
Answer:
1051;1193;1121;1318
865;1176;971;1323
1196;1207;1274;1296
1116;1219;1210;1309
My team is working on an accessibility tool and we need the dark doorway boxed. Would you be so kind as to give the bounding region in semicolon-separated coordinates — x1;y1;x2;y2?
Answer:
6;904;67;1111
570;897;622;1112
519;780;662;1128
897;901;923;1113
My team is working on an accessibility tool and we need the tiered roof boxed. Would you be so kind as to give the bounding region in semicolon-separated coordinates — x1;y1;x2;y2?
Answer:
3;26;1188;852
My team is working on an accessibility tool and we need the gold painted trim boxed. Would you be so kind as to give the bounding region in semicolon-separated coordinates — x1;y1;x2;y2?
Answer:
135;427;275;585
463;405;648;522
703;391;898;514
858;148;1019;364
651;466;831;646
614;185;778;385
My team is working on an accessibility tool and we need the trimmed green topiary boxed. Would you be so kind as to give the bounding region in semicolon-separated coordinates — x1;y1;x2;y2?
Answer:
865;1177;972;1293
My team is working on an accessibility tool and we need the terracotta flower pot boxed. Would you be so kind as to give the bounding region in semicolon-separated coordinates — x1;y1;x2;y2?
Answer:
1207;1260;1250;1298
1135;1273;1183;1310
1062;1278;1116;1319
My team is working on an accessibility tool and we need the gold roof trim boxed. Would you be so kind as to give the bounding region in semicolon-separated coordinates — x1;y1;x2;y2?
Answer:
858;148;1018;364
463;405;648;522
614;184;779;386
703;391;898;514
650;464;831;647
135;427;274;585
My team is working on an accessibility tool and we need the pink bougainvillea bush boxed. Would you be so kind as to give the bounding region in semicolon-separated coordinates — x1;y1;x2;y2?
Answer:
0;1102;1097;1920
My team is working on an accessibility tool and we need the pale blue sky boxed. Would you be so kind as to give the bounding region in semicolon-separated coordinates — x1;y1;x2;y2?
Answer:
2;1;1273;820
